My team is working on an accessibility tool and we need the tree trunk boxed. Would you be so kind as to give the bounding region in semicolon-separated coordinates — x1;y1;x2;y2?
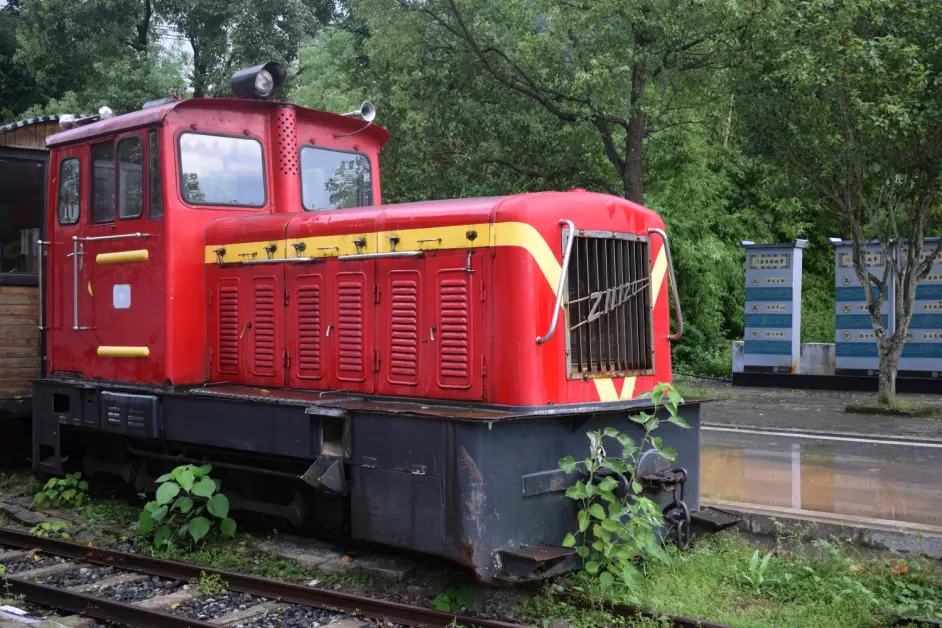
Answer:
877;353;896;405
191;40;206;98
623;110;645;204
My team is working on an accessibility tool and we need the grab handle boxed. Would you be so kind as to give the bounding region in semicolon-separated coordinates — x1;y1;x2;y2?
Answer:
647;227;684;341
536;220;576;344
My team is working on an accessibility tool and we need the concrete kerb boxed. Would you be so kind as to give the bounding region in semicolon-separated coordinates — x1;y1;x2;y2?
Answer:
702;498;942;560
701;421;942;445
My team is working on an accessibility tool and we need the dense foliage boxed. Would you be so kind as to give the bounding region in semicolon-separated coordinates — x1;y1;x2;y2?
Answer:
2;0;939;378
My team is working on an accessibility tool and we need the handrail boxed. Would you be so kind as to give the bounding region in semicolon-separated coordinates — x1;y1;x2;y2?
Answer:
536;219;576;344
36;240;50;331
647;227;684;341
338;251;425;261
70;233;152;330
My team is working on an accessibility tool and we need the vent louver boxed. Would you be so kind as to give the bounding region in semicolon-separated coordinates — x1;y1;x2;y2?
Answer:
389;275;419;385
218;282;240;374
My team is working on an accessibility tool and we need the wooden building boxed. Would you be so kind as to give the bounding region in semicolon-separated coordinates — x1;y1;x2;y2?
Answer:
0;115;56;419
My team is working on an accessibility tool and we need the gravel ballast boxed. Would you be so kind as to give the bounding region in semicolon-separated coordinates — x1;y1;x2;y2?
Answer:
237;603;356;628
98;575;182;603
41;564;121;587
169;590;264;621
0;552;65;574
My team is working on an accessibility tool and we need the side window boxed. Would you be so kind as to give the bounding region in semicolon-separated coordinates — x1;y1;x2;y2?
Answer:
57;158;81;225
148;131;163;219
117;136;143;219
91;141;115;223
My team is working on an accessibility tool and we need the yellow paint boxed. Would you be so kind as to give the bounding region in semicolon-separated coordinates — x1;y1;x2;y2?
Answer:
203;240;286;264
97;346;150;358
96;249;149;265
87;281;93;296
379;223;491;253
203;221;672;403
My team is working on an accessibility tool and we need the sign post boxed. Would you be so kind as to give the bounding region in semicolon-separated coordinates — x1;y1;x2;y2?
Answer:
741;240;807;374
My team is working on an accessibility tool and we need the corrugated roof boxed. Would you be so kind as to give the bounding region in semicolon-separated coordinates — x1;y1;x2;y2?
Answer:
0;114;80;135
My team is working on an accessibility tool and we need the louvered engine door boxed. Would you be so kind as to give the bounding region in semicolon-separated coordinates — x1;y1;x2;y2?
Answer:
425;251;485;401
285;261;376;394
211;267;285;387
376;261;426;397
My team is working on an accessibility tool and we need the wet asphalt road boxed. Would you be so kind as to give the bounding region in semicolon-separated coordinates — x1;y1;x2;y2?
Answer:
700;427;942;527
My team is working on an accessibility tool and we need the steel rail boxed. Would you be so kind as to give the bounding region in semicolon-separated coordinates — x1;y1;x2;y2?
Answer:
4;577;218;628
0;528;526;628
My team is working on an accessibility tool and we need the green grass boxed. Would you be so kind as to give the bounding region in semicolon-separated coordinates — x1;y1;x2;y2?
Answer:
532;532;942;628
672;381;735;402
844;399;940;418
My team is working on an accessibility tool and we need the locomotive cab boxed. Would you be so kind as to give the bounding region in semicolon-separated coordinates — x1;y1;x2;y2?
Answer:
32;63;701;582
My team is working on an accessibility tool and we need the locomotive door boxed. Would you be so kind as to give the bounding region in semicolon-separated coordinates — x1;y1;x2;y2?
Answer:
77;131;164;383
47;147;94;375
375;259;428;397
285;259;375;394
425;250;486;401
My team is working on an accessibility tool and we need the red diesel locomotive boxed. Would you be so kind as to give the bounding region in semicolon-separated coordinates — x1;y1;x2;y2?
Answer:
31;63;701;581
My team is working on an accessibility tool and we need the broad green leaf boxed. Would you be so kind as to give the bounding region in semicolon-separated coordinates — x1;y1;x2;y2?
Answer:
660;447;678;462
154;525;171;547
193;464;213;477
144;500;159;513
562;533;577;548
192;477;216;498
156;482;180;506
647;543;671;564
651;437;663;451
188;517;212;542
151;504;169;522
588;504;606;520
178;468;195;492
207;493;230;519
559;455;577;473
601;518;620;533
616;434;635;449
667;388;683;407
585;560;600;575
598;476;617;492
174;496;194;514
220;518;237;537
621;564;641;587
575;546;589;559
591;541;603;551
565;481;588;500
155;473;173;483
61;489;76;500
629;412;650;425
78;481;89;491
592;524;604;539
668;414;690;429
631;481;643;494
138;510;154;535
578;509;589;532
603;427;619;438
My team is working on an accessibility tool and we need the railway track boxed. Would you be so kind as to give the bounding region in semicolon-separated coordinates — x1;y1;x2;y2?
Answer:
0;528;526;628
0;527;740;628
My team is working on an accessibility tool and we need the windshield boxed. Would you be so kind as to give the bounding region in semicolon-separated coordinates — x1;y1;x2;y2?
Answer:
300;147;372;211
179;133;265;207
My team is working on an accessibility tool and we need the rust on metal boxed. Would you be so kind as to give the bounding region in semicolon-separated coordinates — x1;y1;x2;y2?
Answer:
0;527;527;628
639;468;687;492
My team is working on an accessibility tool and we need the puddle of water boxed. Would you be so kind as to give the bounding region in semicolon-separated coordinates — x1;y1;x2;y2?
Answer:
701;443;942;527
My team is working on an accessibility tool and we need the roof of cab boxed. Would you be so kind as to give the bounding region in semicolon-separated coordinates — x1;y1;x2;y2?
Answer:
45;98;390;148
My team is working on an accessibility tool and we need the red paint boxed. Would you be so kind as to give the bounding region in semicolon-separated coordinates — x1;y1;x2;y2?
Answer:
44;98;672;405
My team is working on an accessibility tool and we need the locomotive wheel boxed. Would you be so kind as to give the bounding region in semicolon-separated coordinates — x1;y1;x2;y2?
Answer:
662;500;691;550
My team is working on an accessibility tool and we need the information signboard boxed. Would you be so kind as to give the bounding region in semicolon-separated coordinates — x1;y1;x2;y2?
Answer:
899;237;942;377
742;241;807;373
832;240;894;375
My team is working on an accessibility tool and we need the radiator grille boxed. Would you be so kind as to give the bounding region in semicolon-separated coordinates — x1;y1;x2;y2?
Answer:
389;275;419;384
297;282;322;379
565;232;654;378
253;280;276;375
218;282;240;374
337;274;365;380
439;276;471;388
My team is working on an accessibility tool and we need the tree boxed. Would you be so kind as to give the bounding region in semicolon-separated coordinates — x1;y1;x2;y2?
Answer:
740;0;942;402
381;0;759;203
155;0;320;98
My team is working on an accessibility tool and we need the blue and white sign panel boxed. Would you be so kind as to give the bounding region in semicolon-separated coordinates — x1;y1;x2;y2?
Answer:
742;241;806;373
833;241;894;374
899;238;942;376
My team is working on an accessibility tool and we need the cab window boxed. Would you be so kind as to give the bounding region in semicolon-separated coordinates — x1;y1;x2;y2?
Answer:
91;141;115;223
178;133;265;207
300;147;372;211
117;136;143;219
57;157;81;226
